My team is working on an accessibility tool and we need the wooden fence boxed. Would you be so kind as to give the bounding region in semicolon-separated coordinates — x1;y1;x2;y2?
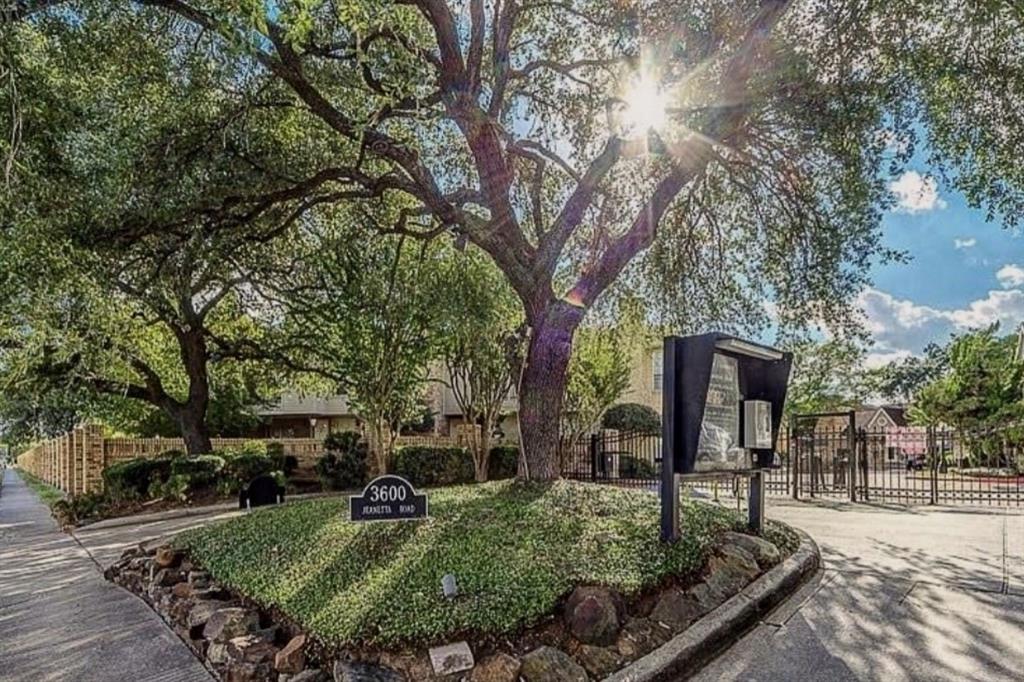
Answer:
16;427;470;497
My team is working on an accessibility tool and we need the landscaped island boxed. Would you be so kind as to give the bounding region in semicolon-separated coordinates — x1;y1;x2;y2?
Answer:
108;480;799;681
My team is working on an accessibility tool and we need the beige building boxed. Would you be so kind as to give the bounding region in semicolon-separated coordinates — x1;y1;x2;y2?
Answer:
256;344;668;441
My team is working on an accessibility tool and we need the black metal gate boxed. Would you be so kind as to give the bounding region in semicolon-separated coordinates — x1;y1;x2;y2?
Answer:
561;417;1024;506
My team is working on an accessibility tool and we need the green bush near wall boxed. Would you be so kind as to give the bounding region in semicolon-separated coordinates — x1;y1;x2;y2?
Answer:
103;457;175;501
170;454;225;488
392;446;474;487
316;431;368;490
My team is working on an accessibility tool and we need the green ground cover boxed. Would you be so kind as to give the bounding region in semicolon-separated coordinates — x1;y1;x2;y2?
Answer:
18;470;66;507
179;480;795;648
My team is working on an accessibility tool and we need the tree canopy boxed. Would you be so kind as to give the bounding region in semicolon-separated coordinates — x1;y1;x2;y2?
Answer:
3;1;1023;476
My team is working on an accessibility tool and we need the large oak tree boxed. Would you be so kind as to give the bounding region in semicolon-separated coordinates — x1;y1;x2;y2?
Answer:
9;1;1024;476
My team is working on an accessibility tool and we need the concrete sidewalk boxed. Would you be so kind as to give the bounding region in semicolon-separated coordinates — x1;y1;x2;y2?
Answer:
694;499;1024;681
0;468;213;682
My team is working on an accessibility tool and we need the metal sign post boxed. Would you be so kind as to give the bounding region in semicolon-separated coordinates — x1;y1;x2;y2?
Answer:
660;333;792;542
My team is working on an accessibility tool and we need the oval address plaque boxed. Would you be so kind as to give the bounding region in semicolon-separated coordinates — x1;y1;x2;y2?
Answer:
349;475;429;522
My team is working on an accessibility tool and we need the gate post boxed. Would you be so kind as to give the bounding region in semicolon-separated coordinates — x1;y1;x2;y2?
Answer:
848;411;857;502
928;426;938;505
858;427;869;502
589;433;600;482
748;470;766;534
790;418;800;500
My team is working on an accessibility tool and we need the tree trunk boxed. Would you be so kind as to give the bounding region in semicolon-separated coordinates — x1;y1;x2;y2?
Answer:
178;327;212;455
517;301;584;480
475;420;493;482
179;407;213;455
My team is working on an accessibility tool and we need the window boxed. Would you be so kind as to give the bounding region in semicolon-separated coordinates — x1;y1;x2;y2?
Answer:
652;350;664;390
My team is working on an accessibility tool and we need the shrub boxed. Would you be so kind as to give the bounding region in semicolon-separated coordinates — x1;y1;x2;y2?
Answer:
103;457;174;501
488;445;520;480
619;455;657;479
170;455;226;489
150;473;191;502
219;450;278;493
602;403;661;435
393;446;474;487
51;492;108;526
317;431;368;490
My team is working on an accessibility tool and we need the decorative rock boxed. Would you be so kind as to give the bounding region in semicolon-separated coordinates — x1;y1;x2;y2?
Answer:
192;586;233;601
469;653;521;682
226;634;278;664
154;546;184;569
519;646;588;682
717;544;760;579
172;582;193;599
650;588;703;632
289;670;328;682
188;570;212;588
207;642;232;666
687;582;725;614
203;607;261;642
332;660;404;682
614;617;672;659
564;586;624;645
705;555;754;598
575;645;623;678
428;641;474;675
275;634;307;674
377;653;434;680
721;531;782;567
188;600;224;629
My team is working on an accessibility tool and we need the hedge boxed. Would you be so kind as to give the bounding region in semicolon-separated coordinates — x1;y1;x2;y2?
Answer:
170;455;226;489
103;456;174;501
392;446;474;487
619;455;657;479
602;403;661;434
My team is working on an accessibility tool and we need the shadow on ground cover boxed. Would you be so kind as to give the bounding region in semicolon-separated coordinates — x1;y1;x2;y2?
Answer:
177;480;748;648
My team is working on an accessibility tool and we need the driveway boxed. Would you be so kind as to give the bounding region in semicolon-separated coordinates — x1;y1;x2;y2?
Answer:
695;498;1024;681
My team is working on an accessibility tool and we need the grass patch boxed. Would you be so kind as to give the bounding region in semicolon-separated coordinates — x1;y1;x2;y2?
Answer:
179;480;767;649
18;470;66;507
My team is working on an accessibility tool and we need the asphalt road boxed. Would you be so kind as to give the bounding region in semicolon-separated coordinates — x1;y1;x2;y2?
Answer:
694;498;1024;682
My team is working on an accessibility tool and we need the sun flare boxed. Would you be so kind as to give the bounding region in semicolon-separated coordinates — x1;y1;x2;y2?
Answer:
619;76;668;134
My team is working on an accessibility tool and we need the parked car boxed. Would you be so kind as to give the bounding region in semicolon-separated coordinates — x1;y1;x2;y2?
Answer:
905;453;927;470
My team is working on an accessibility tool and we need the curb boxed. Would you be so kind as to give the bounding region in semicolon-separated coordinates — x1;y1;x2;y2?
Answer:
604;530;820;682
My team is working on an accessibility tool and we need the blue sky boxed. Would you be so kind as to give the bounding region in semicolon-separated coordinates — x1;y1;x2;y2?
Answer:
860;167;1024;366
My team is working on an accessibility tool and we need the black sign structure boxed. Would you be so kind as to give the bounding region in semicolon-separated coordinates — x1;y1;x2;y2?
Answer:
350;475;428;522
661;332;792;541
239;474;286;510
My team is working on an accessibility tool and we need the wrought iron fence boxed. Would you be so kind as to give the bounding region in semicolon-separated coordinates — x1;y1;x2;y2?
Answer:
561;417;1024;507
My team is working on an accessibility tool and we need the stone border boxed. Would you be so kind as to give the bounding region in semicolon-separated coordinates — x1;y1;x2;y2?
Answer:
604;530;820;682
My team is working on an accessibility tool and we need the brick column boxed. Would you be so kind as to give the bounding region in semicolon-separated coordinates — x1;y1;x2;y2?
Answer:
69;428;80;495
82;424;106;494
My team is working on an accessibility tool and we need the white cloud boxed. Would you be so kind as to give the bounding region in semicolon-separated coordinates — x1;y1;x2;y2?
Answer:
996;264;1024;288
864;349;912;370
889;171;947;213
953;237;976;250
857;286;1024;355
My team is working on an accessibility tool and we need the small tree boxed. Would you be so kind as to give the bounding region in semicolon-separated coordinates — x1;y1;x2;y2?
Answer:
784;339;870;418
276;222;446;474
561;328;633;450
439;252;522;481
